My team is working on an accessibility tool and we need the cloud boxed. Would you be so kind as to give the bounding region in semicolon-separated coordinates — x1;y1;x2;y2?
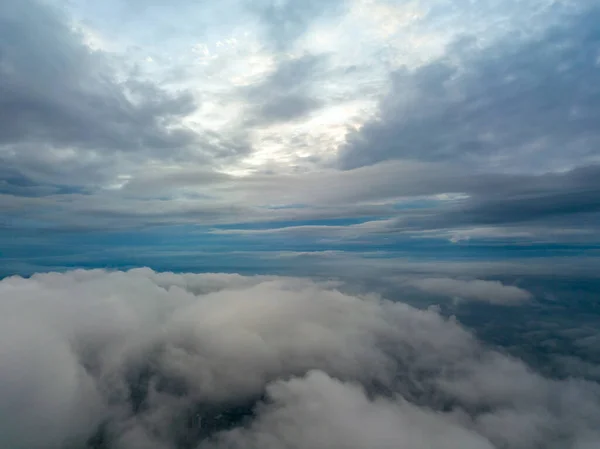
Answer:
340;4;600;173
1;0;599;250
0;0;251;193
0;268;598;448
242;54;326;125
191;162;600;245
1;158;599;267
206;370;494;449
251;0;345;50
410;277;533;305
0;0;196;149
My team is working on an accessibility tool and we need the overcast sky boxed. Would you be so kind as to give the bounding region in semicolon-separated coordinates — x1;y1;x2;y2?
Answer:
1;0;600;275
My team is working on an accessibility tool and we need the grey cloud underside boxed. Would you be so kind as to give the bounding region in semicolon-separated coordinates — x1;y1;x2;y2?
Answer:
398;164;600;233
242;55;326;125
183;163;600;238
0;166;85;197
0;1;194;149
2;159;600;238
254;94;322;124
0;269;598;449
340;5;600;172
0;0;250;189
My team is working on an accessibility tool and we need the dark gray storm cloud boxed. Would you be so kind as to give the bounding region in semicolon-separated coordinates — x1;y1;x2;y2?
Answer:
340;5;600;172
0;269;599;449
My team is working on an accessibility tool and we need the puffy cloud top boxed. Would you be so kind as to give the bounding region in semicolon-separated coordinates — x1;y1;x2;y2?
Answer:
0;268;598;448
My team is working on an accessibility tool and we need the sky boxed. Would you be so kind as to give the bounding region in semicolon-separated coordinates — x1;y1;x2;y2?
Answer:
1;0;600;277
1;1;600;448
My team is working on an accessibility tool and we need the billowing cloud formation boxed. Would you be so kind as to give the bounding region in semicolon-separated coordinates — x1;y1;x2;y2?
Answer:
0;0;242;193
340;4;600;173
0;268;598;449
410;278;532;305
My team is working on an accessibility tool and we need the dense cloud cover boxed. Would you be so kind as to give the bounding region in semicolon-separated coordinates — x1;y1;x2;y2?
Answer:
0;268;598;449
0;0;203;193
340;4;600;172
1;1;600;446
1;0;600;247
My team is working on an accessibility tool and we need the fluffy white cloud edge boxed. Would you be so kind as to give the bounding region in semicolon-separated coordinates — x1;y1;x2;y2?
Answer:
0;268;597;449
409;277;533;305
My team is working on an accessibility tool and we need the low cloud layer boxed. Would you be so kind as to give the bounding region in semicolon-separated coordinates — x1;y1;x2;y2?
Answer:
0;268;598;449
410;278;532;305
